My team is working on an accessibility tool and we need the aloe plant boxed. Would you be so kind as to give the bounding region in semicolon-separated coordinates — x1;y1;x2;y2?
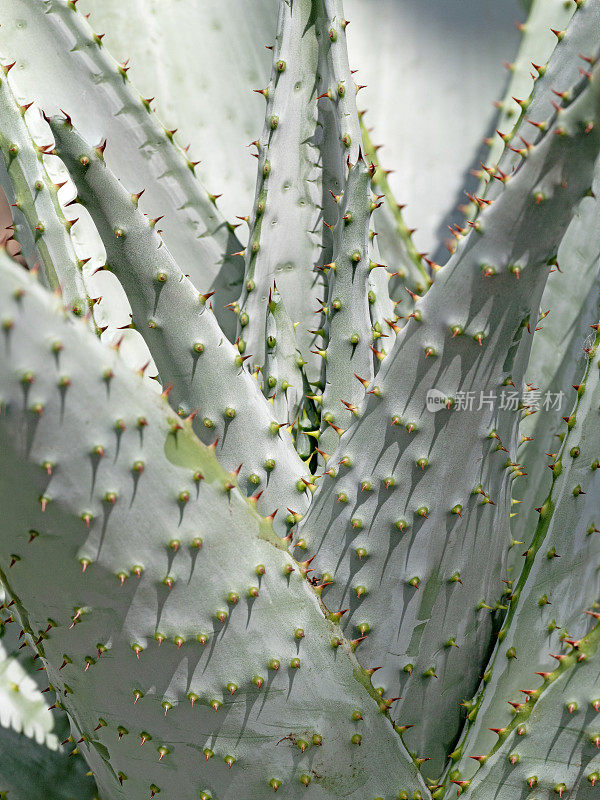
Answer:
1;0;600;798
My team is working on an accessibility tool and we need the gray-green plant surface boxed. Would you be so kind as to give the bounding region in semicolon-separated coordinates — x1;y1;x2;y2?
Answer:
1;1;600;799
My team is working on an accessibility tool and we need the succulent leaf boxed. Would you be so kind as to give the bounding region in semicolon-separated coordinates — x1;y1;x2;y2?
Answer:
320;155;376;455
510;177;600;580
236;0;364;387
463;0;576;221
300;37;600;775
0;71;88;314
367;244;397;364
77;0;277;226
236;0;327;383
447;309;600;790
361;118;433;302
262;283;310;428
481;0;598;208
49;119;310;533
0;0;245;338
1;0;600;795
0;251;429;800
464;614;600;800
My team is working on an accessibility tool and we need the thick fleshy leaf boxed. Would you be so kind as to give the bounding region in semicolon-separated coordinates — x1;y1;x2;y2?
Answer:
299;33;600;775
0;252;430;800
49;118;311;535
0;0;245;338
